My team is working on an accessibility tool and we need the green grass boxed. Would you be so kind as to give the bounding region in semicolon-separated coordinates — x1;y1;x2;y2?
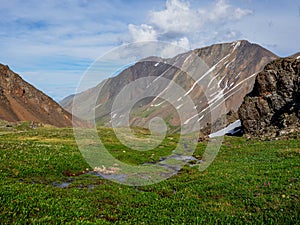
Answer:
0;122;299;224
97;126;180;165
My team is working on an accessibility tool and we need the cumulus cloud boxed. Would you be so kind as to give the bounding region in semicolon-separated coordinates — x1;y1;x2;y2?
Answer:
149;0;202;36
128;0;253;49
171;37;190;49
128;24;158;42
206;0;252;21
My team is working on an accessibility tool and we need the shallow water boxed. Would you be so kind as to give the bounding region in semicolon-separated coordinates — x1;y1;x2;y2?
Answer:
52;144;202;186
52;180;73;188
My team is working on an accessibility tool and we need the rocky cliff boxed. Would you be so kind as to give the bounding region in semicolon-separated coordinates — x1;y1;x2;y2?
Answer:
0;64;85;127
238;57;300;138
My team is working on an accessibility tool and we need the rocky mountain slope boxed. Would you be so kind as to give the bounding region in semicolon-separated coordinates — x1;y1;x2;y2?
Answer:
291;52;300;59
238;56;300;138
62;40;277;132
0;64;85;127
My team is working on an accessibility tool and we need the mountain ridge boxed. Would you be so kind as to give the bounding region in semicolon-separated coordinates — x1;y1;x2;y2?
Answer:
61;40;278;133
0;64;86;127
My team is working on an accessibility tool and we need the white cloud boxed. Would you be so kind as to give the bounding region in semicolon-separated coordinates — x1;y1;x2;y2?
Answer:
234;7;253;20
149;0;202;36
206;0;252;21
171;37;190;49
128;0;253;49
128;24;158;42
206;0;231;21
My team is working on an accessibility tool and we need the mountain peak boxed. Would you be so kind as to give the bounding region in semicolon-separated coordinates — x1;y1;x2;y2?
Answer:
62;40;278;133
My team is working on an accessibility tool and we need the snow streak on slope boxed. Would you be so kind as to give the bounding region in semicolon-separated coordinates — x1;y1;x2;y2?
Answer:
184;53;231;97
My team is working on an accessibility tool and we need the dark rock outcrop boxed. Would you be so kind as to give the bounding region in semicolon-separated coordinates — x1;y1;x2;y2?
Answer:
238;57;300;138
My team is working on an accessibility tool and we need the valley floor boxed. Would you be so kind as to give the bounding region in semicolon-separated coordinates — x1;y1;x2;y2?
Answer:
0;122;299;224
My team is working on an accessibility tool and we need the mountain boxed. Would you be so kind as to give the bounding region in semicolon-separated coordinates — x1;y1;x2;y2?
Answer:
0;64;85;127
238;56;300;138
290;52;300;59
61;40;277;133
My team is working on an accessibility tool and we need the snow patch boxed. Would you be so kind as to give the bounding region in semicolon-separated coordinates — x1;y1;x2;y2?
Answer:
207;88;225;105
209;92;218;98
183;114;198;125
154;62;160;67
225;58;236;69
198;73;256;118
151;100;165;107
217;74;228;88
183;54;192;64
207;74;218;88
232;41;241;52
209;120;241;138
150;61;179;97
93;103;102;110
232;72;257;88
184;53;231;96
176;103;184;109
209;85;243;113
177;97;182;102
197;114;204;122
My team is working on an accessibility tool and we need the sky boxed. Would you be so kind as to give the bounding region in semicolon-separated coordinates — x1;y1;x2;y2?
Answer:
0;0;299;101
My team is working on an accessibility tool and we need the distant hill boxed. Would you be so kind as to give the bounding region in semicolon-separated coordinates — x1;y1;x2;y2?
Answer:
0;64;85;127
61;40;277;132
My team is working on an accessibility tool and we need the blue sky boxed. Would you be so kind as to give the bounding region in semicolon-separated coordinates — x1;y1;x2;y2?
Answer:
0;0;299;101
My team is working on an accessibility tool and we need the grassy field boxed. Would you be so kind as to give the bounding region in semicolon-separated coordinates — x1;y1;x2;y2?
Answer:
0;122;299;224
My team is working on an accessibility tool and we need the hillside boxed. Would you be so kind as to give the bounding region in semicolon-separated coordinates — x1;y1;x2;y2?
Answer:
62;40;277;133
0;64;85;127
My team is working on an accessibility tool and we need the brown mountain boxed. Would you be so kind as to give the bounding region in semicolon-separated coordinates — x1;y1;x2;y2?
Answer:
290;52;300;59
238;56;300;138
0;64;85;127
62;40;277;132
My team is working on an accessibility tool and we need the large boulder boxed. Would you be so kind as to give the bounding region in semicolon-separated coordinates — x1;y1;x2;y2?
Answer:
238;57;300;138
